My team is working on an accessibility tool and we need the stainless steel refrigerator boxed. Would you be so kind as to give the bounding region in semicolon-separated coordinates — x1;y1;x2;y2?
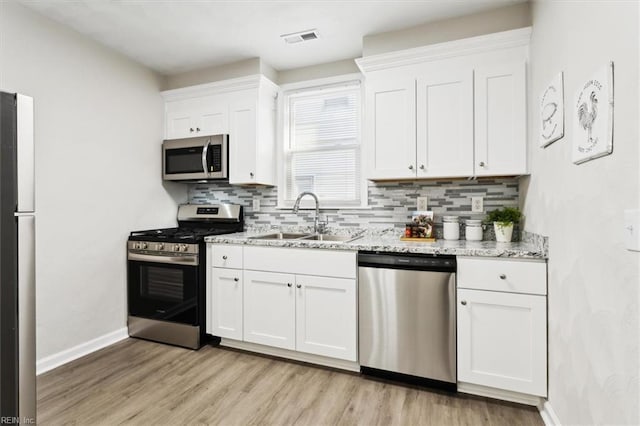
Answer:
0;92;36;423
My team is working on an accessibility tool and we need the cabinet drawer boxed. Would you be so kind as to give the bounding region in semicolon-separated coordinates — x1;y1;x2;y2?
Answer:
457;257;546;295
210;245;243;269
244;247;356;279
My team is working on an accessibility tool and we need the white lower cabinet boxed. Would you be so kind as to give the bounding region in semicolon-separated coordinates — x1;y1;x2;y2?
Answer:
457;257;548;399
295;275;357;361
457;288;547;396
208;244;357;363
209;267;243;340
243;270;296;350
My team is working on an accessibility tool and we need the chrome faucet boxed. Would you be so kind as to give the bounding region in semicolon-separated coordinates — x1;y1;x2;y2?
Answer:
292;191;328;234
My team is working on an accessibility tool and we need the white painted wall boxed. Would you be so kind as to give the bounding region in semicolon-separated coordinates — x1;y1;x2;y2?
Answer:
522;1;639;424
0;2;187;360
362;2;531;56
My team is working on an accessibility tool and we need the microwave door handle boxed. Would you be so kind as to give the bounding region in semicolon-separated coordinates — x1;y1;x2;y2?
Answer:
201;138;211;175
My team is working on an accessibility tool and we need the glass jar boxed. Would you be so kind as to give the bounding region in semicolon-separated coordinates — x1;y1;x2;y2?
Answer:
465;219;484;241
442;216;460;240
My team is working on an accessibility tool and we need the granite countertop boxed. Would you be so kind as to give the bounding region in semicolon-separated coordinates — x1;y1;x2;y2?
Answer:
205;227;547;259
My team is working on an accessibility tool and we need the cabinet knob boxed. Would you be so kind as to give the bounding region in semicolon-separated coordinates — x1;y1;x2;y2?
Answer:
419;165;425;170
222;255;228;260
190;128;194;132
249;172;254;178
461;300;467;306
233;278;239;282
196;127;201;132
408;165;414;170
296;284;302;289
479;161;485;167
287;283;292;287
499;274;507;280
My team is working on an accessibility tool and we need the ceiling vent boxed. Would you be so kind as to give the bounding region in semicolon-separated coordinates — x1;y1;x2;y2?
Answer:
281;29;320;44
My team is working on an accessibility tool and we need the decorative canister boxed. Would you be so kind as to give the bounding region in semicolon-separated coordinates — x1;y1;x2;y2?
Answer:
465;219;484;241
442;216;460;240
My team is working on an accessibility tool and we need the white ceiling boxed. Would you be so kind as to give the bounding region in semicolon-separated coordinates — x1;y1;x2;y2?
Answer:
19;0;524;75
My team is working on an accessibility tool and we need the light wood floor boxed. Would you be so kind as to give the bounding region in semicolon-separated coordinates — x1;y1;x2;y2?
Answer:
38;338;543;425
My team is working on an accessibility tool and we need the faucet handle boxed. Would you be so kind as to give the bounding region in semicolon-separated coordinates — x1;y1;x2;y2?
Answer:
317;214;329;233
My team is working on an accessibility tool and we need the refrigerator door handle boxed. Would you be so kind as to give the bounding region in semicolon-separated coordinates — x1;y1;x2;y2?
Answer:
16;214;36;422
16;94;34;213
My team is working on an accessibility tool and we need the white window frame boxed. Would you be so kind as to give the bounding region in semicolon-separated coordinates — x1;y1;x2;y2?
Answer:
277;73;368;210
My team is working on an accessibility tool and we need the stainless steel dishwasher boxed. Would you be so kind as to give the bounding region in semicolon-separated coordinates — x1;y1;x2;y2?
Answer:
358;252;456;390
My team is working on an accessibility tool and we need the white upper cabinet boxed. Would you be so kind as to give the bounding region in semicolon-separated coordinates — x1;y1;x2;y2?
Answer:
357;27;531;180
162;75;278;186
365;77;416;179
416;68;474;178
165;96;228;140
474;62;527;176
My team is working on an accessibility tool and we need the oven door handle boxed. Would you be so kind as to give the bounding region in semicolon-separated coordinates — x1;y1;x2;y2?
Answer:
128;252;199;266
201;137;211;175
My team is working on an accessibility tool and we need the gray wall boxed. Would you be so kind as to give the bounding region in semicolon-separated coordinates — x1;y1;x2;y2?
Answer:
523;1;639;424
362;2;531;56
0;2;186;362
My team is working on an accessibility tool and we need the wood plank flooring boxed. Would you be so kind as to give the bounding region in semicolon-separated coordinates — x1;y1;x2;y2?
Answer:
37;338;543;425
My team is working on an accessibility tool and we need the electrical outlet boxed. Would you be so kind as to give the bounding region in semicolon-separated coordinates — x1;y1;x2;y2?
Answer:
471;197;484;213
252;198;260;212
417;196;428;211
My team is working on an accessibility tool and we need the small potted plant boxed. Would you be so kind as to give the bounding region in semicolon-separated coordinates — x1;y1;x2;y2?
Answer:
485;207;522;243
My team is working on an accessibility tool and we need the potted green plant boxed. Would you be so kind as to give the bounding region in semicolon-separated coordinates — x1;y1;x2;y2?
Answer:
485;207;522;242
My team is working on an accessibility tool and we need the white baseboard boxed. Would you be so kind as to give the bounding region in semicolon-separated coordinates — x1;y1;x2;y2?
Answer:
457;382;544;406
539;400;561;426
220;338;360;372
36;327;128;375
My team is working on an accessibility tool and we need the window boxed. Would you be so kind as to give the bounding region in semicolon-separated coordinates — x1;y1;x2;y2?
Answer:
280;80;365;208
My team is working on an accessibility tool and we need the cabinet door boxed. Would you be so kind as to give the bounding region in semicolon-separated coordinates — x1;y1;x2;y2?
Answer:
457;288;547;396
210;268;243;340
228;100;258;184
243;270;295;350
416;69;474;177
295;276;357;361
166;110;195;140
365;78;416;179
198;97;229;135
474;62;527;176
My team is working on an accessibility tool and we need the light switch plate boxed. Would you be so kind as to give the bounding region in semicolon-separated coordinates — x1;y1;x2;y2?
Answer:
624;209;640;251
471;197;484;213
252;198;260;212
417;197;428;211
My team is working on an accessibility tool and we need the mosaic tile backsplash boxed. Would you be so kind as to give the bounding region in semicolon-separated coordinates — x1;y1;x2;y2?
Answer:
189;177;520;240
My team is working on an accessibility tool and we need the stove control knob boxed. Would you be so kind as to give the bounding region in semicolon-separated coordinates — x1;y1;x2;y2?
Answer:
141;243;148;249
134;243;140;250
158;243;164;251
182;245;189;252
174;244;180;252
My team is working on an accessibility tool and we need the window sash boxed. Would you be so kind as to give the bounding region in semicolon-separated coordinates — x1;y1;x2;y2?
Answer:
281;82;363;208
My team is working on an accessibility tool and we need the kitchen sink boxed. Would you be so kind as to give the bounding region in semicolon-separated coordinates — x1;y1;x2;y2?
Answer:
299;234;362;243
248;232;311;240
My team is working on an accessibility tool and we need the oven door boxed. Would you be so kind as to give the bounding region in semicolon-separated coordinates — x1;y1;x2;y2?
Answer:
128;259;200;326
162;135;228;181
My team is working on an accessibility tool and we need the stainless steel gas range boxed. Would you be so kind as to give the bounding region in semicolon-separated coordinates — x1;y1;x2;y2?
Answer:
127;204;243;349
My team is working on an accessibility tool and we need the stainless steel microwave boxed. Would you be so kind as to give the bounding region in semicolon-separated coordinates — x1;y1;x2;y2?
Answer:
162;135;228;181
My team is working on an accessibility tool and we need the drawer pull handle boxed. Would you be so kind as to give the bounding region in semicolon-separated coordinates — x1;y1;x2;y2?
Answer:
296;284;302;289
499;274;506;280
287;283;292;287
222;255;228;260
233;278;239;282
461;300;467;306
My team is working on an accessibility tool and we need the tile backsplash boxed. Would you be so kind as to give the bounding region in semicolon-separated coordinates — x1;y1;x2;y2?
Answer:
189;177;520;240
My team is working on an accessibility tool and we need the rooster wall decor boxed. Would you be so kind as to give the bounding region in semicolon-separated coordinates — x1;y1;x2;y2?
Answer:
572;62;614;164
539;72;564;147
